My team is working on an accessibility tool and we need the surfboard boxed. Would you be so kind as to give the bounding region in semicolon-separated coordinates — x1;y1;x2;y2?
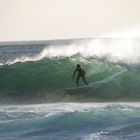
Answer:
65;85;91;95
65;84;90;92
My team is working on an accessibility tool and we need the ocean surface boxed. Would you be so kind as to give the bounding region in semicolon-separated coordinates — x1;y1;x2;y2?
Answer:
0;38;140;139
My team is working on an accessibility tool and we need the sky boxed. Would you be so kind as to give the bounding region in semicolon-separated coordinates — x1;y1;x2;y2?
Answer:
0;0;140;41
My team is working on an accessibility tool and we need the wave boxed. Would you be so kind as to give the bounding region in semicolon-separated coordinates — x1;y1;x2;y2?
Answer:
0;55;140;103
0;39;140;103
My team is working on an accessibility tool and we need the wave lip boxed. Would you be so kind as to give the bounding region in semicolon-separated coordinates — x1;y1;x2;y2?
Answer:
1;38;140;65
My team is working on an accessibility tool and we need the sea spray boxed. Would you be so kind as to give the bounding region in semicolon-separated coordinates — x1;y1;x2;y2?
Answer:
1;38;140;65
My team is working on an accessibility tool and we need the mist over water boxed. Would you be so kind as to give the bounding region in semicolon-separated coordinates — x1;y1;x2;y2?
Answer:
1;38;140;65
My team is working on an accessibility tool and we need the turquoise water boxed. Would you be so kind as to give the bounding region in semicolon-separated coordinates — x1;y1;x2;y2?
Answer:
0;56;140;103
0;103;140;140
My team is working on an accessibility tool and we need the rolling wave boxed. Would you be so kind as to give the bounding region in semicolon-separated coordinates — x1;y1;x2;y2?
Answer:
0;38;140;103
0;55;140;103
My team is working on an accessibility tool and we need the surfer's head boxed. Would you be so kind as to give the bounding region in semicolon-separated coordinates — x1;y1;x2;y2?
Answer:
77;64;80;68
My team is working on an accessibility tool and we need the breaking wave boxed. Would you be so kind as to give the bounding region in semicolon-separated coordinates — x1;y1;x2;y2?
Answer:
0;38;140;103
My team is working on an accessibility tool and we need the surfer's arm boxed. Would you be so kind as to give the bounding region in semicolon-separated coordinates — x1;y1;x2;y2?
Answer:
72;69;77;79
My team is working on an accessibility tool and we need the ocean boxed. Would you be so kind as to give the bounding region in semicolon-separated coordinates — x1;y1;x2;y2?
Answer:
0;38;140;140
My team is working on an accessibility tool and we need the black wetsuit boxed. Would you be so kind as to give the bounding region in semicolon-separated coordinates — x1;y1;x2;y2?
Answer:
73;66;88;87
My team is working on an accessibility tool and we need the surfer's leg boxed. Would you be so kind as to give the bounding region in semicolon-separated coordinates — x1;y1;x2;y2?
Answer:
82;75;88;85
77;75;80;87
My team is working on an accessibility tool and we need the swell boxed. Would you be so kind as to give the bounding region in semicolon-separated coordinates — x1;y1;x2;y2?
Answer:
0;56;140;103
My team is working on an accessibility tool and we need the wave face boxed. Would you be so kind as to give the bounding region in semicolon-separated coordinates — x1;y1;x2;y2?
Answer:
0;39;140;103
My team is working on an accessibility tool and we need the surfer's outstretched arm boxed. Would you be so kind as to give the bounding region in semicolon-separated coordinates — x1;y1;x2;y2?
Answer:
72;69;77;79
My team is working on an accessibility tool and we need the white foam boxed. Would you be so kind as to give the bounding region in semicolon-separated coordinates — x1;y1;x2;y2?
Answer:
3;38;140;65
39;38;140;63
0;63;4;66
1;102;140;113
82;130;108;140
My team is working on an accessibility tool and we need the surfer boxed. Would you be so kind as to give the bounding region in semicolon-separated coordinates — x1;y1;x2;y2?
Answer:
72;64;88;87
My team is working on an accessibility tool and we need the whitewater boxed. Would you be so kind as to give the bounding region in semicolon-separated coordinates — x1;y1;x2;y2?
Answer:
0;38;140;140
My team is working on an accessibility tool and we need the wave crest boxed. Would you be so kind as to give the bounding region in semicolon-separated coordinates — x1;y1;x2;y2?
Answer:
2;38;140;65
